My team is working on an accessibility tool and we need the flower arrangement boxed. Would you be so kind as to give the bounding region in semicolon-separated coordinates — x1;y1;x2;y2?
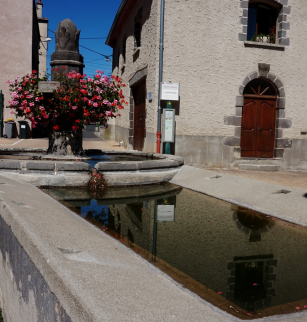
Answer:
7;67;127;132
250;28;275;44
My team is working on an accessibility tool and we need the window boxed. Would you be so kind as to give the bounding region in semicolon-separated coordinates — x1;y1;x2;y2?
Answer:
122;35;126;64
247;1;281;42
134;8;142;49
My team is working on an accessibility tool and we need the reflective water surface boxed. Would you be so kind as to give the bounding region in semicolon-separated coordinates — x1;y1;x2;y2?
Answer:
43;184;307;319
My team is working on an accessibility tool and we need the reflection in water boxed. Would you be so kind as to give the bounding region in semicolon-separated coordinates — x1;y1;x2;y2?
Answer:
43;184;307;319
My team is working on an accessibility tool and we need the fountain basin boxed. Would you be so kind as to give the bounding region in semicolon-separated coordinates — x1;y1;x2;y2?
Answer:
0;149;184;187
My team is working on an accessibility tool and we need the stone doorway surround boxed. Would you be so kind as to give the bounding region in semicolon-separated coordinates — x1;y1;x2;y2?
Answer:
224;64;292;160
128;67;148;148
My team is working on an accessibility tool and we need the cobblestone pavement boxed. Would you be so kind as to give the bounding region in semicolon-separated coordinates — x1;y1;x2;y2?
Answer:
198;167;307;191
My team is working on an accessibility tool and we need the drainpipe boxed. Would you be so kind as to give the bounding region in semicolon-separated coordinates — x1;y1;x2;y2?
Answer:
156;0;165;153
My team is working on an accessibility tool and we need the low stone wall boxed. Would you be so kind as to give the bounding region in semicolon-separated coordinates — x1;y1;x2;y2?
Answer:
0;175;227;322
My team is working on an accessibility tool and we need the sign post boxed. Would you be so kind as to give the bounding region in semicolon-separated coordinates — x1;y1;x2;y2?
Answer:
165;101;172;154
161;82;179;154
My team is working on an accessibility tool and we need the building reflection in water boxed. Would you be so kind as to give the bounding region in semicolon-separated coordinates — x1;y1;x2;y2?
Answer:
45;184;307;316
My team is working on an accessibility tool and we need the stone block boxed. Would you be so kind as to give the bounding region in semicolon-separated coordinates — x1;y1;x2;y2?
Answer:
275;128;283;138
279;38;290;46
57;162;91;171
227;262;236;270
277;97;286;109
279;22;290;30
235;106;242;117
268;73;276;82
278;30;287;38
267;288;275;296
249;71;258;80
129;137;133;145
278;87;286;97
242;9;248;17
129;121;133;128
139;160;180;170
242;77;250;86
26;162;55;171
258;63;270;78
265;266;274;273
96;162;138;171
130;104;133;112
274;77;283;89
242;25;247;33
266;273;276;281
240;1;248;8
277;109;285;118
228;277;235;284
129;112;134;121
234;127;241;138
235;96;244;107
276;138;292;148
223;136;240;146
276;118;292;128
240;17;248;25
239;85;245;95
224;116;241;126
129;129;133;136
38;81;60;93
278;14;287;23
274;149;284;158
281;6;291;14
278;0;288;6
238;33;247;41
0;161;20;169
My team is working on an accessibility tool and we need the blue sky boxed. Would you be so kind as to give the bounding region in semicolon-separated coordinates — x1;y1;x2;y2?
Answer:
41;0;122;77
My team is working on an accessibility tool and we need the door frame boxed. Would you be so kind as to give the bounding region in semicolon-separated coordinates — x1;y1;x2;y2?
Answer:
240;78;278;158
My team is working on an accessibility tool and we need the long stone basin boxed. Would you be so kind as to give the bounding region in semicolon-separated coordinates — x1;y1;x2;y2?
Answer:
0;149;184;187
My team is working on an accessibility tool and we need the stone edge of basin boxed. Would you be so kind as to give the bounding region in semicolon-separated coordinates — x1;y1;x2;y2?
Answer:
0;150;184;187
95;153;184;172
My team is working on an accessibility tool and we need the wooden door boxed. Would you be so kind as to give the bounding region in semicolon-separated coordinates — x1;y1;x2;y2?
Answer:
241;98;276;158
133;81;146;151
241;79;277;158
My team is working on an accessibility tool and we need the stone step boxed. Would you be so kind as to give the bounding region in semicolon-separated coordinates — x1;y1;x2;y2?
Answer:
237;164;280;171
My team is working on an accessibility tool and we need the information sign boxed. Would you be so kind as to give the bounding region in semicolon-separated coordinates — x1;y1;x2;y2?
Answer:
161;83;179;101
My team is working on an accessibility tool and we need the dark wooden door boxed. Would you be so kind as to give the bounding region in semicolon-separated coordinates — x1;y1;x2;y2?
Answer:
241;97;276;158
133;81;146;151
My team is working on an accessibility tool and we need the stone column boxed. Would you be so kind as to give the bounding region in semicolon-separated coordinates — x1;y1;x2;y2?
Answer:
50;19;85;80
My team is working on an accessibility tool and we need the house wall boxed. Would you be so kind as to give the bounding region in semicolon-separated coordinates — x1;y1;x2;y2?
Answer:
0;0;37;126
109;0;307;170
108;0;160;151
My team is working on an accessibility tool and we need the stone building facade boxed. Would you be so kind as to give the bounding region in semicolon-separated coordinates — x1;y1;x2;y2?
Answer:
107;0;307;171
0;0;40;126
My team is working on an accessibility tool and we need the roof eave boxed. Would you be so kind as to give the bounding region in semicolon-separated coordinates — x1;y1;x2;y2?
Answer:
106;0;138;47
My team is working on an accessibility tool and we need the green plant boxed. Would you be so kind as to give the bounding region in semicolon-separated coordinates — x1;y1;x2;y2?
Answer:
7;68;127;132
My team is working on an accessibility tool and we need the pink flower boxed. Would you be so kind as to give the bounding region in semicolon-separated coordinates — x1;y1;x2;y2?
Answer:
93;103;98;107
72;106;77;110
39;106;44;110
35;97;39;102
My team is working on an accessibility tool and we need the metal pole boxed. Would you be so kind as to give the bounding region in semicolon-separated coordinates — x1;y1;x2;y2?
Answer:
156;0;165;153
0;90;3;137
